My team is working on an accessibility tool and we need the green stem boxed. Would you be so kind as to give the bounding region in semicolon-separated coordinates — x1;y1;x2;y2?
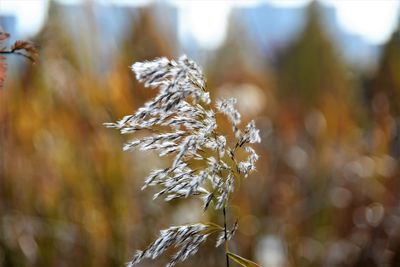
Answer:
223;206;230;267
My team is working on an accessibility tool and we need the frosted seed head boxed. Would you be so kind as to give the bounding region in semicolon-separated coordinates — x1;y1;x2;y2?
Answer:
107;56;261;266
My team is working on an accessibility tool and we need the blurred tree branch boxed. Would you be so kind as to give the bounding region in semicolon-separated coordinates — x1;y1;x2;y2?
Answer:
0;31;38;88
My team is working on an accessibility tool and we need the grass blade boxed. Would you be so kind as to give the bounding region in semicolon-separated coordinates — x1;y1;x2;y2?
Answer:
227;252;262;267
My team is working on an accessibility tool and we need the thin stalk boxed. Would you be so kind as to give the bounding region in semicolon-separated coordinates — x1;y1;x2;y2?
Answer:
223;206;230;267
0;51;36;62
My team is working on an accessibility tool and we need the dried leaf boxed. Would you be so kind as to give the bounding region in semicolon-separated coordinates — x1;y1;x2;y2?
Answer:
11;40;39;63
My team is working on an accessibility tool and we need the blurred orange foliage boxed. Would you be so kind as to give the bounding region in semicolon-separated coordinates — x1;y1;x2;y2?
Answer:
1;2;400;267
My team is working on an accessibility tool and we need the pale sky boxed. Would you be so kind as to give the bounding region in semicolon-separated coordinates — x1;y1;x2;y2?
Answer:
175;0;400;49
0;0;399;49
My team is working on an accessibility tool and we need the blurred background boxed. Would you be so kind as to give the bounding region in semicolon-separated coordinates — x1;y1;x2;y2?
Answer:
1;0;400;266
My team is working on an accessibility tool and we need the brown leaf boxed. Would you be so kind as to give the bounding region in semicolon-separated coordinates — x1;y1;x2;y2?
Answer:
11;40;39;63
11;40;35;52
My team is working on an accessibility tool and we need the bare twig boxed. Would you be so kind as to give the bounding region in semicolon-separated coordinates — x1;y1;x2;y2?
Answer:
0;50;37;63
